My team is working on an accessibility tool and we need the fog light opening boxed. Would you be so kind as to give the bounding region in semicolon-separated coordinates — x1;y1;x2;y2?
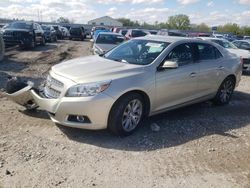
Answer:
67;115;91;124
76;116;85;123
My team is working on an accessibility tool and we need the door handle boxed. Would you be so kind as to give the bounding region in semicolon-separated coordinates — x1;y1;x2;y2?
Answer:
217;66;224;70
189;72;197;77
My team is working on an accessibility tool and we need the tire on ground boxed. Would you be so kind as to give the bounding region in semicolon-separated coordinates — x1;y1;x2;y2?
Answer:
108;93;145;136
213;76;236;105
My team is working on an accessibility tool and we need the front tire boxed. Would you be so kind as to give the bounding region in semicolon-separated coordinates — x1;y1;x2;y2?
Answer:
213;76;235;105
108;93;145;136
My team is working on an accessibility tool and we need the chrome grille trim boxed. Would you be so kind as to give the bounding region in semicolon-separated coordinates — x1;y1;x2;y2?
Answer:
44;74;64;99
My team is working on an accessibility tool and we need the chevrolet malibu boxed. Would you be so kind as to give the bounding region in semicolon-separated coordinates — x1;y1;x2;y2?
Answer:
7;36;242;136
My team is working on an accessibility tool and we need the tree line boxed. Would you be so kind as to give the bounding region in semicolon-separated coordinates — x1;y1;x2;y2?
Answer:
117;14;250;36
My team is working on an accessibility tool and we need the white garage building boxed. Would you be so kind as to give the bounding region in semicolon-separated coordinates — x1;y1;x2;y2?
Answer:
88;16;123;27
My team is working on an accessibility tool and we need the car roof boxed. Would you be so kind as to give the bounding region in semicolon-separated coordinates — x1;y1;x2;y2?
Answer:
198;37;228;41
137;35;191;43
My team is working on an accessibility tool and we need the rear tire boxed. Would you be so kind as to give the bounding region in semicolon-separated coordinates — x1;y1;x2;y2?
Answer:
213;76;235;105
108;93;145;136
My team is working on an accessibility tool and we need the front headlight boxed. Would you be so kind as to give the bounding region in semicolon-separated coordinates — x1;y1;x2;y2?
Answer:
65;80;111;97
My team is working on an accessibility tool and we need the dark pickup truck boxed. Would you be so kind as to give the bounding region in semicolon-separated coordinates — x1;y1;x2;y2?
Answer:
2;21;45;49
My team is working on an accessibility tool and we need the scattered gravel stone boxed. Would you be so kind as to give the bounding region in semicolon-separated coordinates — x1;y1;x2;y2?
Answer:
150;123;160;132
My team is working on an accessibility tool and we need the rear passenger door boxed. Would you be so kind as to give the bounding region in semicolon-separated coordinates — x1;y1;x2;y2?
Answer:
194;43;224;97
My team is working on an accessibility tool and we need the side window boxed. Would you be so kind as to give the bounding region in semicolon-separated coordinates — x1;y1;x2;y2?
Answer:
241;42;250;49
233;41;240;47
197;43;217;60
166;44;193;66
214;47;223;59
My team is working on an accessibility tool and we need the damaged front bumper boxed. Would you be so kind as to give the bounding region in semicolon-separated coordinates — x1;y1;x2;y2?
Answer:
5;82;114;130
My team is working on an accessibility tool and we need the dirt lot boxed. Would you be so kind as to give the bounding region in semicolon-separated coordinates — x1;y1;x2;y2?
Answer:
0;40;250;188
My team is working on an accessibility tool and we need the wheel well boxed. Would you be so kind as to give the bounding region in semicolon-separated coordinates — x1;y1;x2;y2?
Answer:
227;74;236;85
112;90;151;117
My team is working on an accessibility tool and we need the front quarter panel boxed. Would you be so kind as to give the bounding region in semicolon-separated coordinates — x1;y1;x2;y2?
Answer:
104;66;155;110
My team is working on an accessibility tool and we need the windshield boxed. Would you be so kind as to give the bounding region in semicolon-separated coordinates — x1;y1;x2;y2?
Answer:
96;34;124;44
104;39;169;65
211;40;237;49
6;22;32;30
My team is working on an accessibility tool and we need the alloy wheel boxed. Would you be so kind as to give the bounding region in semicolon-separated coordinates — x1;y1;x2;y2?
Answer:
219;79;234;103
122;99;143;132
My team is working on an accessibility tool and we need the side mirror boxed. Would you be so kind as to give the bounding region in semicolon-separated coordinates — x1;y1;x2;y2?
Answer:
162;60;178;69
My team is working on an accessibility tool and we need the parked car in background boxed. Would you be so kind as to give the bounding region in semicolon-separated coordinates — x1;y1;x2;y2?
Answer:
69;27;86;41
60;27;70;39
7;36;242;136
2;21;45;49
199;37;250;71
118;29;128;36
243;36;250;40
188;32;211;37
0;33;4;61
158;29;187;37
232;40;250;51
52;25;63;40
113;27;123;33
41;25;57;42
92;32;125;55
125;29;148;40
212;34;224;38
93;28;110;41
148;30;158;35
91;26;107;38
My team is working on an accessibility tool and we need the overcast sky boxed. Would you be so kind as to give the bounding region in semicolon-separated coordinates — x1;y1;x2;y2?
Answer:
0;0;250;26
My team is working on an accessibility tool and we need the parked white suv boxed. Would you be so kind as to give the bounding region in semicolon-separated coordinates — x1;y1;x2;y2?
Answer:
7;36;242;136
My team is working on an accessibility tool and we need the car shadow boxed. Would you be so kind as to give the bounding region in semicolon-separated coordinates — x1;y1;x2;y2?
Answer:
0;59;27;72
32;44;57;52
56;91;250;151
19;109;50;120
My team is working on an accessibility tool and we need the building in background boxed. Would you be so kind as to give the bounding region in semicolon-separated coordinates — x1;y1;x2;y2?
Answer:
88;16;123;27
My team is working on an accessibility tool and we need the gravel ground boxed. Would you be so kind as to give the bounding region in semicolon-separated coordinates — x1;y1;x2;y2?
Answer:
0;40;250;188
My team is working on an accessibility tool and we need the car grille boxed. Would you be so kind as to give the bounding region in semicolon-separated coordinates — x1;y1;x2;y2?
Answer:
44;74;64;99
243;58;250;65
3;31;29;40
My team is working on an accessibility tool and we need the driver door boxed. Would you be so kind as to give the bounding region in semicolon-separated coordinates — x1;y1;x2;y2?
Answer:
154;43;199;112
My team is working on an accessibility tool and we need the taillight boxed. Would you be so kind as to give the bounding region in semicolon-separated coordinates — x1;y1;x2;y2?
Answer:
240;57;243;65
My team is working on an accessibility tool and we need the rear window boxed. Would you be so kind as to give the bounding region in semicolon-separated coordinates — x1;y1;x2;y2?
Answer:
197;43;222;60
96;34;124;44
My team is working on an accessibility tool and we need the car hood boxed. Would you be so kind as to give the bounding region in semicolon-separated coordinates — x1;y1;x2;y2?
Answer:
227;48;250;58
95;43;117;52
51;55;144;83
